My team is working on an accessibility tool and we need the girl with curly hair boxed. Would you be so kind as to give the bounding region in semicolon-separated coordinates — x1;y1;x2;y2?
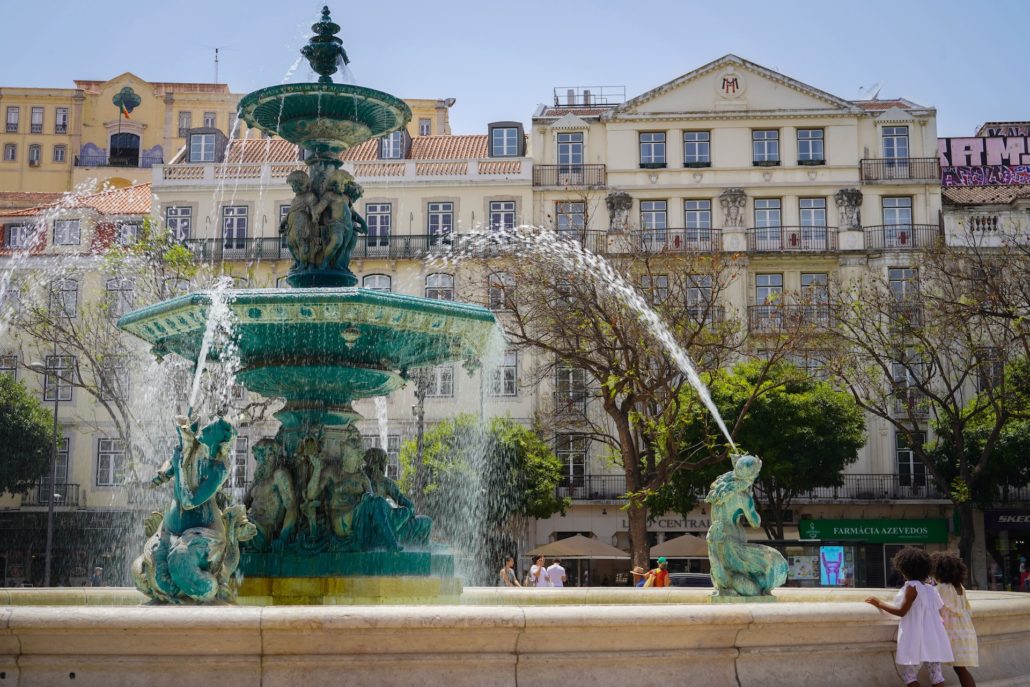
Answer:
931;551;978;687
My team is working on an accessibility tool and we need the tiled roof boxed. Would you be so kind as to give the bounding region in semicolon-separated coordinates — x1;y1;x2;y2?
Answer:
0;183;152;219
943;185;1030;206
216;134;523;165
0;191;66;210
852;98;924;111
224;138;300;164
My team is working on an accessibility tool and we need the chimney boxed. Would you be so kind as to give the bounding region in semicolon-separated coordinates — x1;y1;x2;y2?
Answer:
583;90;592;106
566;89;575;106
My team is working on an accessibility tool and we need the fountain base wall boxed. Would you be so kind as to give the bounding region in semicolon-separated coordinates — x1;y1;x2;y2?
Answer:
237;575;462;605
2;588;1029;687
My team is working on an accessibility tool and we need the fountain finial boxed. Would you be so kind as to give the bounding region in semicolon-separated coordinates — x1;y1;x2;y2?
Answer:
301;5;349;84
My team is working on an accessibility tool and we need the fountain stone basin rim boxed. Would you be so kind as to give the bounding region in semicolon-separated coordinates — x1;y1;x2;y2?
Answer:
1;588;1028;687
117;288;498;404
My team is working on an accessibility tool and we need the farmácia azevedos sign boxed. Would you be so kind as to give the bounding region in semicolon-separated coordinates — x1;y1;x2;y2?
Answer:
798;518;948;544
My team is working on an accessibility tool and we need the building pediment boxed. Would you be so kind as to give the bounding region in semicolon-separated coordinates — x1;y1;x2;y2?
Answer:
550;113;590;130
74;72;150;93
875;106;917;124
610;54;860;119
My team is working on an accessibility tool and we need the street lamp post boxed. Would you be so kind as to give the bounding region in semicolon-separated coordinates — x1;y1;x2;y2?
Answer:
409;368;430;510
28;359;60;587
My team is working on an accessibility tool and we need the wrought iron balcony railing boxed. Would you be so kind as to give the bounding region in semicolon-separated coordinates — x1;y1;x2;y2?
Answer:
556;474;628;501
747;226;837;252
74;154;164;168
748;304;831;332
55;124;68;134
893;390;930;417
533;164;607;187
623;228;722;253
186;234;458;262
860;158;941;182
864;224;939;250
755;473;949;502
21;482;80;507
552;391;590;416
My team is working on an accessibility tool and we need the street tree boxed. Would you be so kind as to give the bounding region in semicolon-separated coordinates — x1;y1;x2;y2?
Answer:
0;373;55;495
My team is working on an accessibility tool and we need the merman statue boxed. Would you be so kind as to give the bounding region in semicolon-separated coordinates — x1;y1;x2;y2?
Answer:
132;415;256;604
705;453;788;598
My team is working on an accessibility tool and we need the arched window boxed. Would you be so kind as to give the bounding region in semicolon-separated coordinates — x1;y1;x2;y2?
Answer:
105;277;135;318
362;274;391;292
49;277;78;318
488;272;514;310
425;273;454;301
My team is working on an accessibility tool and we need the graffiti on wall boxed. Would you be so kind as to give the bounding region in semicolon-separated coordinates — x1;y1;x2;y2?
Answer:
942;165;1030;187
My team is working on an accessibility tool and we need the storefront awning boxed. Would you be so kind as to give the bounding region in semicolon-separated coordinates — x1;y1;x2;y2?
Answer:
528;534;630;559
649;533;708;558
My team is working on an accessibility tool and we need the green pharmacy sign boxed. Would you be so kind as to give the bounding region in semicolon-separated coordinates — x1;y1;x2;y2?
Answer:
798;518;948;544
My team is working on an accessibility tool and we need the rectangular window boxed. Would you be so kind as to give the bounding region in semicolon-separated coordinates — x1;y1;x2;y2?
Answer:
366;203;392;251
222;206;248;251
976;347;1004;393
100;356;129;401
203;111;216;128
640;274;669;304
683;131;711;166
3;223;32;248
752;130;780;164
491;127;519;156
888;267;918;302
895;431;927;488
556;201;585;236
27;144;41;164
797;129;824;163
53;145;66;163
882;126;909;159
55;107;68;134
640;200;667;250
96;438;127;487
189;133;215;162
882;197;914;247
166;206;192;242
639;132;666;167
427;201;453;241
489;200;516;232
178;111;192;136
801;273;829;303
361;435;402;479
491;350;518;396
755;273;783;304
381;131;404;159
426;365;454;398
6;106;19;133
49;278;77;318
3;143;16;161
54;219;80;245
753;198;781;248
116;222;140;246
557;132;584;168
555;433;587;489
0;353;17;379
425;273;454;300
799;198;828;247
44;355;73;402
684;199;712;246
488;272;514;310
106;278;134;319
362;274;391;292
419;118;431;136
30;107;44;134
687;274;714;310
556;365;588;411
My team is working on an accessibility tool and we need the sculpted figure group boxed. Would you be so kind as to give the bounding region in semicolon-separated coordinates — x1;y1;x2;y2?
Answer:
281;168;367;276
244;423;431;554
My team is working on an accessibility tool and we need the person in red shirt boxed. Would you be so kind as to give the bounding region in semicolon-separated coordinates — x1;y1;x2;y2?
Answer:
646;557;671;587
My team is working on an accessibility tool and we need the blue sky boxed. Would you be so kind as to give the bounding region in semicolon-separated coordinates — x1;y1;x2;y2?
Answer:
2;0;1028;137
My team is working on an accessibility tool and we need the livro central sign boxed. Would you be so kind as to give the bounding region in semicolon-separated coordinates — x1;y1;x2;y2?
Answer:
798;518;948;544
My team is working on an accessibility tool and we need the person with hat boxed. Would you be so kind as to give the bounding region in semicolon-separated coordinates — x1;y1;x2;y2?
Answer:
630;565;649;588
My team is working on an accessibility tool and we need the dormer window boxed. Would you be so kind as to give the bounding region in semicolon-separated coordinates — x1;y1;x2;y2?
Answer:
380;130;405;159
189;133;215;162
488;122;524;157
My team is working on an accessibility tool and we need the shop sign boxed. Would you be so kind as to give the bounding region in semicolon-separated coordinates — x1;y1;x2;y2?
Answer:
798;518;948;544
984;510;1030;531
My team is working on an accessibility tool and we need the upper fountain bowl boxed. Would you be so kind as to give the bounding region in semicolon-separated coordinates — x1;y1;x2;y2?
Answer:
238;83;411;161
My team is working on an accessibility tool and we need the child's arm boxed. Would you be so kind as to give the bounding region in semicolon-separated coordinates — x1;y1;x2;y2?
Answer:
865;585;917;617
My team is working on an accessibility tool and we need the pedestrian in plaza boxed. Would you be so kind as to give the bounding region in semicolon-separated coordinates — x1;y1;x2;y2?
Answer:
529;555;550;587
931;551;978;687
89;567;104;587
643;557;671;588
865;547;953;687
630;565;649;588
498;555;521;587
547;558;567;588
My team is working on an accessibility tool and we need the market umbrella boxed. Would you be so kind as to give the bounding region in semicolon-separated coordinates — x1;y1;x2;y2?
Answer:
527;534;630;559
649;533;709;558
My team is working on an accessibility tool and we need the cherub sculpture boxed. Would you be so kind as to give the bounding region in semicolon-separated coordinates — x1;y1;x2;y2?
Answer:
281;169;321;268
244;437;298;550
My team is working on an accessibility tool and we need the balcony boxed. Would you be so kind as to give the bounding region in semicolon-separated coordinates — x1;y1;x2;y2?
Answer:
747;226;837;252
30;124;43;134
186;234;458;262
55;124;67;134
553;391;590;416
623;228;722;253
5;123;17;133
756;473;948;502
20;482;80;507
533;164;607;188
748;304;831;332
75;153;164;168
860;158;940;183
889;302;924;327
556;474;627;501
864;224;939;250
685;305;725;326
893;390;930;418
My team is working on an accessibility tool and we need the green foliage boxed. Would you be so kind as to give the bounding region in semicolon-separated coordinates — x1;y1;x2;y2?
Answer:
0;374;55;495
651;361;866;535
399;414;567;583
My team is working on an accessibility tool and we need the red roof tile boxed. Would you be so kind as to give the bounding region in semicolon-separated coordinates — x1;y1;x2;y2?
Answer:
943;185;1030;206
224;138;300;164
0;183;152;219
536;107;612;118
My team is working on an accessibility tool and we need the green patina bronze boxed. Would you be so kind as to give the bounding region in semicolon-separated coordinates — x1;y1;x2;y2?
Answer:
118;7;489;602
705;454;789;599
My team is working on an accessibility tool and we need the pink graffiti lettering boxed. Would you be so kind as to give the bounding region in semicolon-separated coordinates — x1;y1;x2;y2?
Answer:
941;165;1030;187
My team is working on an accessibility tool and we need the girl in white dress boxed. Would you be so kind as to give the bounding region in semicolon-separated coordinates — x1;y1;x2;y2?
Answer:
931;551;978;687
866;547;954;686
